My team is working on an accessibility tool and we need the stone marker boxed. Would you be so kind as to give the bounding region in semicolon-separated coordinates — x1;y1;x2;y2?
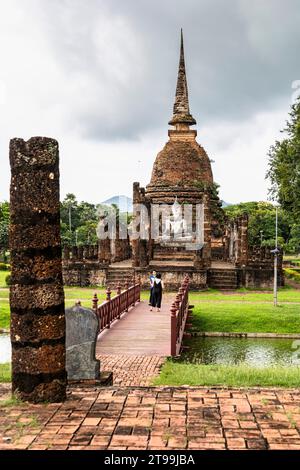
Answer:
65;305;100;381
9;137;66;403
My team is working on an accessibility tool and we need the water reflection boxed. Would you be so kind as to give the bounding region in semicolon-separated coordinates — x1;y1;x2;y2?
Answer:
180;337;300;367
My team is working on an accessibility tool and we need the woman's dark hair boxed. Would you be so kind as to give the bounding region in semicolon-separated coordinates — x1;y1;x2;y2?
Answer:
156;273;161;279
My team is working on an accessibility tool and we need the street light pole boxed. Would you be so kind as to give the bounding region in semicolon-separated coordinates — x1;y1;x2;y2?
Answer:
273;206;278;307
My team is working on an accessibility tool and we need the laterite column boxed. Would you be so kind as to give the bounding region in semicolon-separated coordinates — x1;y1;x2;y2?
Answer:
9;137;66;403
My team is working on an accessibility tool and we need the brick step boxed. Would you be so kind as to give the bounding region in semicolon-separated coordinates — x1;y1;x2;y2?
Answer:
210;273;237;278
153;250;193;256
210;286;237;290
153;253;193;258
107;273;133;278
210;276;237;281
210;280;237;285
209;281;237;287
153;255;194;262
210;269;237;273
106;275;133;281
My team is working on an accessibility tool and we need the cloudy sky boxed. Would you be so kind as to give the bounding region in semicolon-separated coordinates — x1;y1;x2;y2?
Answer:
0;0;299;204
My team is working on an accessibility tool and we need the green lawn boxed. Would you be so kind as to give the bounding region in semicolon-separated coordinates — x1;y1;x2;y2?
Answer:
0;363;11;383
191;302;300;334
154;361;300;387
0;303;10;330
0;270;9;288
190;286;300;303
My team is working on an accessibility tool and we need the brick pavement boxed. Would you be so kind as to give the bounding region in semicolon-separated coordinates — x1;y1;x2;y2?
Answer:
1;386;300;450
98;355;166;386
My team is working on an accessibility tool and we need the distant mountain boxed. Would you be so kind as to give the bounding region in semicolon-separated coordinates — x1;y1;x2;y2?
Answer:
101;195;133;213
102;196;230;212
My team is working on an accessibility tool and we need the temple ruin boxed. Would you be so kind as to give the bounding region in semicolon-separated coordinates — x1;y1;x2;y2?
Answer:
63;32;283;290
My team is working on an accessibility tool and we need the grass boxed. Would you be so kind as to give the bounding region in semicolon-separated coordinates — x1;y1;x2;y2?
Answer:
0;396;22;408
0;303;10;330
0;363;11;383
0;270;9;288
190;286;300;303
153;361;300;387
191;302;300;334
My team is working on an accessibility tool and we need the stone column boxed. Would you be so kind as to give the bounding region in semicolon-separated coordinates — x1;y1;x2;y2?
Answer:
132;182;141;267
240;214;249;266
77;246;83;260
9;137;66;403
201;193;211;267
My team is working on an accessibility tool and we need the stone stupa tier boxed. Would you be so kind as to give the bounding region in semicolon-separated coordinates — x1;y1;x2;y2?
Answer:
145;29;214;205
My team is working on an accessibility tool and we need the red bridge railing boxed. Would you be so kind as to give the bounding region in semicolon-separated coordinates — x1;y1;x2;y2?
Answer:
92;280;141;333
170;275;190;356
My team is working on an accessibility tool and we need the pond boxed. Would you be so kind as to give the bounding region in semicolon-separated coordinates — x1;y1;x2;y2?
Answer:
180;337;300;367
0;334;11;364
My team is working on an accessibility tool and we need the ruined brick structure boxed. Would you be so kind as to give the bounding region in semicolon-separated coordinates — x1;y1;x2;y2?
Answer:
62;31;283;290
129;31;283;290
10;137;67;402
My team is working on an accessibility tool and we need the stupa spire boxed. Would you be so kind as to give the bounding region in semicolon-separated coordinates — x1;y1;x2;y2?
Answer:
169;29;196;128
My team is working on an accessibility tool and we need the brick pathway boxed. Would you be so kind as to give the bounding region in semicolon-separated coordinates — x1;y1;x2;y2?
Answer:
1;386;300;450
98;355;166;386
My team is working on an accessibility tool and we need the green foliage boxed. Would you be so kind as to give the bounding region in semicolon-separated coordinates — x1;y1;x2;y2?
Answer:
285;224;300;253
284;268;300;283
267;97;300;218
60;193;99;246
0;263;10;271
224;201;292;248
5;274;11;286
0;202;9;260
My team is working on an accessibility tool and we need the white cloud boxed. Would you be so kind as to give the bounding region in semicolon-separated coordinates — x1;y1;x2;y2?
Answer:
0;0;299;205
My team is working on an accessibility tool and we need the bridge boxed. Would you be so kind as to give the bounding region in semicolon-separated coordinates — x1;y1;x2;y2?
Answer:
93;276;190;357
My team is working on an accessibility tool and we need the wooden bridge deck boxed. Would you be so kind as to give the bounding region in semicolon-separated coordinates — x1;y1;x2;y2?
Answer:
96;299;172;356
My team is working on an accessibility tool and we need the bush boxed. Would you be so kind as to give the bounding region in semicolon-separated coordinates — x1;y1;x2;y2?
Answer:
284;268;300;282
5;274;11;286
0;263;10;271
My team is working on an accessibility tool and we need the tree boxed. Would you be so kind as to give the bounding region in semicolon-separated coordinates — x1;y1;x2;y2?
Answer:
224;201;290;248
60;194;99;246
267;96;300;218
0;202;9;261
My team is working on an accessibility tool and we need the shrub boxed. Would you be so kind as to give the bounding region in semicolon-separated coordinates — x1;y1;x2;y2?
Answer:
0;263;10;271
284;268;300;282
5;274;11;286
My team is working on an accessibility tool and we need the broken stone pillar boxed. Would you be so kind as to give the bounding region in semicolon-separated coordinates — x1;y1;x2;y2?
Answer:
9;137;66;403
240;214;249;266
201;194;212;267
65;305;100;381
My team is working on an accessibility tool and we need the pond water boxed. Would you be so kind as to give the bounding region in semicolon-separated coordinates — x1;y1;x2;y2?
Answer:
180;337;300;367
0;334;11;364
1;334;300;368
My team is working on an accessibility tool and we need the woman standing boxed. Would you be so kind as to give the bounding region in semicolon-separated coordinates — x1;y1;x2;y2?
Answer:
150;273;163;312
149;270;156;306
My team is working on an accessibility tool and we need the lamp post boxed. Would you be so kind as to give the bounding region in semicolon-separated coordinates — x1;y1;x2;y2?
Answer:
271;205;280;307
260;230;264;246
